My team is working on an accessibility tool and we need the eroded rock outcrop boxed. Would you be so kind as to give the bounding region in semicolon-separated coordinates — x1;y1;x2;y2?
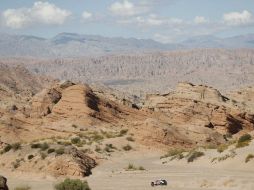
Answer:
48;147;96;177
144;82;254;137
0;176;8;190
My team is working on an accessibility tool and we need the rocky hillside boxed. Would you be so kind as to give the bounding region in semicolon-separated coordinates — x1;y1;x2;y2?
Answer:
2;49;254;95
0;65;253;178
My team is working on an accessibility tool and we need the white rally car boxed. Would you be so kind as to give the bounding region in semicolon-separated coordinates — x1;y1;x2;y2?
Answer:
151;179;167;187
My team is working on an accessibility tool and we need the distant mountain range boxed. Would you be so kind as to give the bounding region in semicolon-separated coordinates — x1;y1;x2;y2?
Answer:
0;32;254;57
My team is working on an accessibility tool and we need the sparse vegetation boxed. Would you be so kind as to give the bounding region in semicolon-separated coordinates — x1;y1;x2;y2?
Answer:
54;178;91;190
160;149;186;159
245;154;254;163
211;150;236;163
125;163;146;171
187;151;204;162
14;185;31;190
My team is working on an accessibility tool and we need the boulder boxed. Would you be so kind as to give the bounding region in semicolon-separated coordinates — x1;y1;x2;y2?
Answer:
0;176;8;190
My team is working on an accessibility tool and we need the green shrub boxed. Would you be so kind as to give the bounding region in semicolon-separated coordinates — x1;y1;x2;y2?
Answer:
4;144;12;152
54;178;90;190
236;134;252;148
245;154;254;163
28;155;34;160
187;151;204;162
14;185;31;190
47;148;55;154
238;134;252;143
71;137;81;144
55;148;65;155
122;144;132;151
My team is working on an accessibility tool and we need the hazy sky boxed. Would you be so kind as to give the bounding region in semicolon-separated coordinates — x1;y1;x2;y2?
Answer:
0;0;254;42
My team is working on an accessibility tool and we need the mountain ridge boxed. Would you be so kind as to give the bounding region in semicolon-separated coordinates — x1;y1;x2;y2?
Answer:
1;32;254;57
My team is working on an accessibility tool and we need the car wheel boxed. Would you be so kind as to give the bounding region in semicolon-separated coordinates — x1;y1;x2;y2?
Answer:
151;182;154;187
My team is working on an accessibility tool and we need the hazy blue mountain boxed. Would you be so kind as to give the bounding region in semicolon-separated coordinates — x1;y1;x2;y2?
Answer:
0;32;254;57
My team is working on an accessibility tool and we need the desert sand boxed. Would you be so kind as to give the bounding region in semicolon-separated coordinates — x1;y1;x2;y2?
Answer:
3;142;254;190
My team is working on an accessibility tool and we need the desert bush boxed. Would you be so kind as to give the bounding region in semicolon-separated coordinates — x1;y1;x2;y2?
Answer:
187;151;204;162
31;143;41;149
71;137;81;144
12;143;21;151
245;154;254;163
55;148;65;155
160;149;186;159
47;148;55;154
54;178;90;190
122;144;132;151
238;134;252;143
236;134;252;148
4;144;12;152
217;144;228;153
40;143;49;151
91;134;104;142
119;129;128;137
138;166;145;170
12;159;21;169
203;144;217;150
14;185;31;190
126;137;135;142
126;163;136;170
170;153;184;161
31;143;49;151
40;152;47;160
95;146;102;153
28;155;34;160
104;144;116;152
58;141;72;146
125;163;145;171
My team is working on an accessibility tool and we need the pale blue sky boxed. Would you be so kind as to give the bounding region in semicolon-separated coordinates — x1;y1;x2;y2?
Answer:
0;0;254;42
